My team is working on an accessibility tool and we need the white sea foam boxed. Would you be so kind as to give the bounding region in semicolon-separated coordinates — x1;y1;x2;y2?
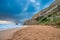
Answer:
0;23;23;31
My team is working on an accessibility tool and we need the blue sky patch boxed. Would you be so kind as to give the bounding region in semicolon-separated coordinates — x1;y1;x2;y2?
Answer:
0;0;55;30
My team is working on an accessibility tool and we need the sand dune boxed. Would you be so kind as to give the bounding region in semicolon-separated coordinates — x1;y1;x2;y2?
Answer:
0;25;60;40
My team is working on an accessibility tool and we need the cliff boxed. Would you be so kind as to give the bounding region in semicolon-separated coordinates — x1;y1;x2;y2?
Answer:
23;1;60;25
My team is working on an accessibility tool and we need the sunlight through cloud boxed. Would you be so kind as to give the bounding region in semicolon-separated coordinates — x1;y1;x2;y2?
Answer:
36;2;40;6
30;0;36;3
0;20;13;24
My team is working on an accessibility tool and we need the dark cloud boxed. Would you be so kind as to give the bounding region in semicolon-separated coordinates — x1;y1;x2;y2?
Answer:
0;0;27;21
0;0;54;24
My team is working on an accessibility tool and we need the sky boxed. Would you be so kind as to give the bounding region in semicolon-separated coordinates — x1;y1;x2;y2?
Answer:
0;0;55;30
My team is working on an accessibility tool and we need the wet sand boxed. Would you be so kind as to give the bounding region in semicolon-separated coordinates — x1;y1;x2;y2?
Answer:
0;25;28;40
0;28;21;40
0;25;60;40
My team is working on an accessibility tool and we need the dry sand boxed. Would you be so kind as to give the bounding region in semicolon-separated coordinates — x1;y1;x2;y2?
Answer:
0;25;60;40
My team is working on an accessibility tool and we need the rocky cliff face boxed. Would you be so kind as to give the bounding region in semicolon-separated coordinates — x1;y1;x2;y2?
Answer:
23;1;60;25
32;1;57;19
23;19;38;25
56;0;60;6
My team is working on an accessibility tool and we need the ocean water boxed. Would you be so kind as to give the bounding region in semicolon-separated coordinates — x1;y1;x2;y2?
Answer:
0;23;23;31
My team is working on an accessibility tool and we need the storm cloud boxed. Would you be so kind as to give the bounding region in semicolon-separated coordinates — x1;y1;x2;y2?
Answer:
0;0;54;24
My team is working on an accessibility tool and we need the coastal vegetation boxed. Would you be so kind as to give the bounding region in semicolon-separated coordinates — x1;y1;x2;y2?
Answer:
24;2;60;27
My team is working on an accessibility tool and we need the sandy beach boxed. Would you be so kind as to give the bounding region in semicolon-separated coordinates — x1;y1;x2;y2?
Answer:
0;28;21;40
0;25;28;40
0;25;60;40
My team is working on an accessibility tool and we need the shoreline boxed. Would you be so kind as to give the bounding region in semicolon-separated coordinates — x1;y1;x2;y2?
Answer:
0;25;60;40
0;25;28;40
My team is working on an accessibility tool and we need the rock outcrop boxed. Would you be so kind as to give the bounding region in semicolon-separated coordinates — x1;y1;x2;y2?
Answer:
56;0;60;6
23;1;60;25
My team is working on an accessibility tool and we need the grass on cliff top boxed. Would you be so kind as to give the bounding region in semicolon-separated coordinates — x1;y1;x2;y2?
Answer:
37;17;60;26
